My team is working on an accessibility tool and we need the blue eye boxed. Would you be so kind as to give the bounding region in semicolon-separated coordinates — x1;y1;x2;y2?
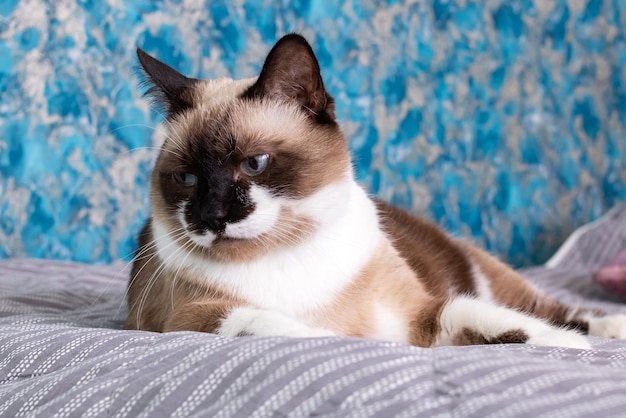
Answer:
172;172;197;187
240;154;269;177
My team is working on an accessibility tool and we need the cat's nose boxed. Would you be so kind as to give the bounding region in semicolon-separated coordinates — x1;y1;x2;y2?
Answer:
205;217;224;232
201;208;227;232
200;182;234;232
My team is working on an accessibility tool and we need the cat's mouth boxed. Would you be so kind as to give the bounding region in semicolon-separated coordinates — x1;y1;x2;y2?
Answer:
185;224;263;249
214;232;245;242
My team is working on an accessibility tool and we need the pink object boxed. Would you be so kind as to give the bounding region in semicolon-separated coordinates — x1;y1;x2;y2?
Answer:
594;249;626;302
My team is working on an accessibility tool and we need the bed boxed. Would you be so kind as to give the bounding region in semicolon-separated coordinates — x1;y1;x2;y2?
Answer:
1;205;625;417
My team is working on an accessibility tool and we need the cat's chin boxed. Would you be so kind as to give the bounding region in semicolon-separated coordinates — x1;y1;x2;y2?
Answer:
214;234;250;243
187;229;258;250
186;230;217;249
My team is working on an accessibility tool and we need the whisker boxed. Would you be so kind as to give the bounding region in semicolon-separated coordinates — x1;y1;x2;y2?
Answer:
121;227;188;318
169;238;198;311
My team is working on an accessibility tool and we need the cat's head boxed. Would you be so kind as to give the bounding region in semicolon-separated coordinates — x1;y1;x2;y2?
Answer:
138;34;353;262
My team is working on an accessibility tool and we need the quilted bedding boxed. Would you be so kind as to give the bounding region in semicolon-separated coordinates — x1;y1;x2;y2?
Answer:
1;206;626;417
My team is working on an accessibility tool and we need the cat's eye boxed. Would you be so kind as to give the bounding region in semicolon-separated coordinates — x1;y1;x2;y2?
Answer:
172;172;198;187
240;154;269;177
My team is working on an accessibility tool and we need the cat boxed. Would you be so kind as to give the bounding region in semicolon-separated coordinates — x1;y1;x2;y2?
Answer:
125;34;626;349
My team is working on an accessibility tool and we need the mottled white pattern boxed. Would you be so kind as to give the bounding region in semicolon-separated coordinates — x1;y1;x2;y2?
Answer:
0;0;624;266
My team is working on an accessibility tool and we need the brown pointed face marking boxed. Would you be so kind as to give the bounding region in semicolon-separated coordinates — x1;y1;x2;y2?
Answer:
138;36;351;261
153;110;256;236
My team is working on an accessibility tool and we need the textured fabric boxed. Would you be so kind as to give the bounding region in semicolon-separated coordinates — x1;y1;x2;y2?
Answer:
546;205;626;272
1;208;626;417
1;1;625;266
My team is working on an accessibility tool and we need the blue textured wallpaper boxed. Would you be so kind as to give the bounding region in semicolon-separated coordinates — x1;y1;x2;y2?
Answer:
0;0;624;266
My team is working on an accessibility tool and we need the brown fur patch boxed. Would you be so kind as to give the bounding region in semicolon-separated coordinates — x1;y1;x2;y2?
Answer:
164;301;239;333
376;200;476;299
452;328;529;346
410;299;447;347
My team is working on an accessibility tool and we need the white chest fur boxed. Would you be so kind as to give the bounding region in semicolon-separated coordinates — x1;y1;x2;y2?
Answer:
153;180;383;316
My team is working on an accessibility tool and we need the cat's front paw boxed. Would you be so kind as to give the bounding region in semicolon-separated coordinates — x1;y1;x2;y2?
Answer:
527;328;591;350
588;314;626;339
217;307;336;338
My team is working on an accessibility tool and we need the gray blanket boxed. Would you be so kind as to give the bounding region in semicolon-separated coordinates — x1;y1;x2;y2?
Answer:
1;206;626;417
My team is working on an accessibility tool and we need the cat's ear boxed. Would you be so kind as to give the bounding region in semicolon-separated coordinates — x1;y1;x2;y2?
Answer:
136;48;197;116
243;34;336;123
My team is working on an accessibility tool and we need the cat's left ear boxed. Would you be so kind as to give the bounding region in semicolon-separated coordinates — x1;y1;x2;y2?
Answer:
243;34;336;124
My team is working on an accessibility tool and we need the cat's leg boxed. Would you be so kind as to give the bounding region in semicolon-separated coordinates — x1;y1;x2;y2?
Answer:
165;302;336;338
519;296;626;339
499;288;626;340
429;296;591;349
465;244;626;339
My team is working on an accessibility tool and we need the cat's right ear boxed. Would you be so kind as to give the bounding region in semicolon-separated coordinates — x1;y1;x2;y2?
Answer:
242;34;336;124
136;48;197;116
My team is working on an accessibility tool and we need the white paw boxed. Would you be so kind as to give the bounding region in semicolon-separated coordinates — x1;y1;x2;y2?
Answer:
588;314;626;339
217;307;336;338
527;328;591;350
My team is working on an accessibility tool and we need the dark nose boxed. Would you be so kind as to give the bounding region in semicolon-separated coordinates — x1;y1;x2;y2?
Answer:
200;179;234;233
201;205;228;232
204;217;224;233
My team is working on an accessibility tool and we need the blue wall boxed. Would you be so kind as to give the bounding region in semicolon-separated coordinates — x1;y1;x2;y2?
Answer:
0;0;624;266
